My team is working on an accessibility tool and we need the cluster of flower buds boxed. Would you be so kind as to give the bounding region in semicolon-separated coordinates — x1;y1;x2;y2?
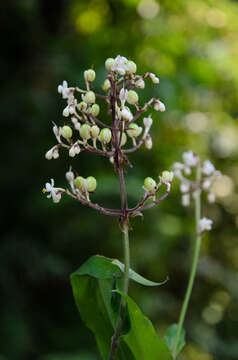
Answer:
44;55;169;217
173;151;221;233
43;169;97;204
143;171;174;194
173;151;221;207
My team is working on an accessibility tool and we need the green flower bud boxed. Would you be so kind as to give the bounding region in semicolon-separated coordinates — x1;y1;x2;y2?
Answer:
90;125;100;138
90;104;100;117
127;60;137;74
99;128;112;144
144;177;156;192
105;58;114;72
84;69;96;82
118;132;127;146
127;90;139;105
102;79;111;91
75;176;85;190
83;91;96;104
80;124;91;140
161;171;174;182
77;101;87;111
61;125;73;139
127;123;142;138
86;176;97;192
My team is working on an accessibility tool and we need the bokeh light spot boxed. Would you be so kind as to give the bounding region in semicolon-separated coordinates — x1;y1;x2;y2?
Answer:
137;0;160;19
75;10;102;34
212;175;234;198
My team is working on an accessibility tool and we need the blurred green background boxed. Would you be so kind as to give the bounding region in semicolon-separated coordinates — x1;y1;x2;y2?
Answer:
2;0;238;359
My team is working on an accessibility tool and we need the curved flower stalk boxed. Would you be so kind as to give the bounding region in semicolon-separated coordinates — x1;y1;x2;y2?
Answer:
43;55;172;359
171;151;221;358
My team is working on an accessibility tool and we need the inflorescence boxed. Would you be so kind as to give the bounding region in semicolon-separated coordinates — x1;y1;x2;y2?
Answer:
173;150;221;233
43;55;172;221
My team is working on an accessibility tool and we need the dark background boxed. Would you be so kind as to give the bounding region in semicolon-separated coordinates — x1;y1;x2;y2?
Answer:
1;0;238;359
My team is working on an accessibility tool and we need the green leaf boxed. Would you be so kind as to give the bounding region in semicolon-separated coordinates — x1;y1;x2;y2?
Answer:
112;259;168;287
116;291;173;360
71;255;172;360
164;324;186;358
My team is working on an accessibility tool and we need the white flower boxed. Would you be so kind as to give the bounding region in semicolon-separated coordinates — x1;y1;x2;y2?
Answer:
149;73;160;84
58;80;70;99
63;98;77;117
199;217;213;232
45;146;59;160
121;108;133;121
111;55;129;75
143;116;153;129
66;169;74;182
154;100;166;112
44;179;62;203
180;181;190;193
202;178;211;190
53;124;62;143
182;150;198;167
173;162;184;170
135;78;145;89
145;135;152;149
182;194;190;207
119;88;128;107
203;160;215;176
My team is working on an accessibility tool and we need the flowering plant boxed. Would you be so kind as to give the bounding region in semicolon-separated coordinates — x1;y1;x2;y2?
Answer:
43;55;220;360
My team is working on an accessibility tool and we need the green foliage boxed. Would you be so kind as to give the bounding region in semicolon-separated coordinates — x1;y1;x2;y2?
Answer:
71;256;172;359
164;324;186;358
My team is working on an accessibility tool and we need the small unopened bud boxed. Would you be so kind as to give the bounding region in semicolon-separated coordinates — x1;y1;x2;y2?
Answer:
69;146;76;157
102;79;111;91
45;149;53;160
149;73;160;84
119;88;128;106
127;123;142;138
161;171;174;183
99;128;112;144
74;122;81;131
71;116;78;124
90;104;100;117
84;69;96;82
86;176;97;192
143;116;153;128
66;170;74;182
83;91;96;104
63;106;70;117
121;108;133;122
127;60;137;74
145;136;152;149
77;101;87;111
62;125;73;139
135;78;145;89
80;124;91;140
105;58;114;72
154;100;166;112
91;125;100;138
74;143;81;154
118;132;127;146
144;177;157;192
127;90;139;105
52;147;59;159
75;176;85;190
